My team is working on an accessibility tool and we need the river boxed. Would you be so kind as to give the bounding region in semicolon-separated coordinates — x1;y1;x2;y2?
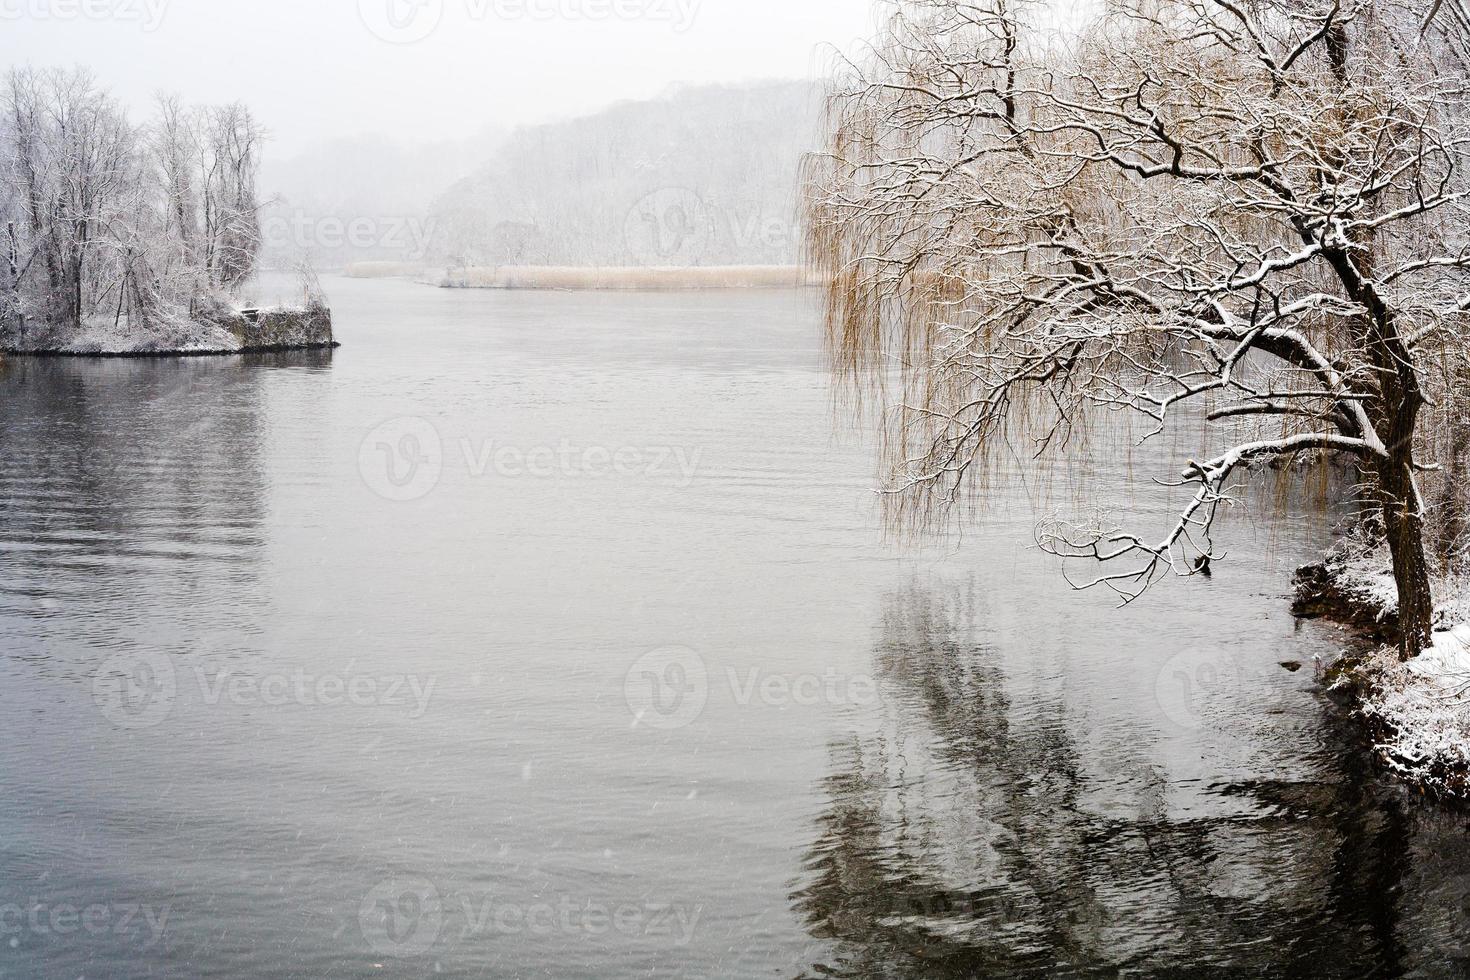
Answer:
1;277;1467;978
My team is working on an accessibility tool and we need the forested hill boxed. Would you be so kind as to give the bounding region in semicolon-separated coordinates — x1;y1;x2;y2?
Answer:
426;81;821;269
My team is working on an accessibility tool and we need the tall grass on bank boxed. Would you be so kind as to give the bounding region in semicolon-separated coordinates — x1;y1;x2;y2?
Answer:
344;262;428;280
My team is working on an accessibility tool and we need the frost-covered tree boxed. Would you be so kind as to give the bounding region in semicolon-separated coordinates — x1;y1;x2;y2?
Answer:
806;0;1470;659
149;97;264;294
198;102;264;291
3;68;135;331
153;95;201;268
1;69;266;338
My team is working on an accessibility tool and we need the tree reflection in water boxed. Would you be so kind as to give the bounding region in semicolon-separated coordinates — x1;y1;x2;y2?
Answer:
792;582;1470;978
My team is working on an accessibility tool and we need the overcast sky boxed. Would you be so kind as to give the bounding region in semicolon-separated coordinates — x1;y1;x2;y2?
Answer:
1;0;878;154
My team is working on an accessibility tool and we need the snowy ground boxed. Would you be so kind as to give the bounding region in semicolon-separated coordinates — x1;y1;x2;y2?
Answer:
1358;626;1470;797
1311;538;1470;798
1;305;333;356
6;313;241;355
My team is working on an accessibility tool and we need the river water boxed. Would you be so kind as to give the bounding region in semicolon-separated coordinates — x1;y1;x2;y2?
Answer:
1;278;1467;978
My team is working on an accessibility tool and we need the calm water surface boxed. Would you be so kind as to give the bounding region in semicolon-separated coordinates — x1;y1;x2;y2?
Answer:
1;278;1468;978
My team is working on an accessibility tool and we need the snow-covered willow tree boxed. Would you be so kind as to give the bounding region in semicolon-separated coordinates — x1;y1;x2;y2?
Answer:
806;0;1470;659
1;68;264;336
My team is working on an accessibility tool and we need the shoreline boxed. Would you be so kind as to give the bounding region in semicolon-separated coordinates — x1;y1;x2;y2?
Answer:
1;341;340;360
1294;546;1470;802
1;304;335;360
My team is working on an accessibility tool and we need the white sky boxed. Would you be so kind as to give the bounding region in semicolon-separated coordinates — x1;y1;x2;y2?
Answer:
1;0;879;154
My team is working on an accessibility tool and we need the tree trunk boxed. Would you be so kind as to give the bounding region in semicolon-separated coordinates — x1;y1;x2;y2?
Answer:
1379;459;1435;660
1319;7;1438;661
69;255;83;330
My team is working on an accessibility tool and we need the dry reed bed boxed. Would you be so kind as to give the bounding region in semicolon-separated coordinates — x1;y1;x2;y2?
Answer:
343;262;430;280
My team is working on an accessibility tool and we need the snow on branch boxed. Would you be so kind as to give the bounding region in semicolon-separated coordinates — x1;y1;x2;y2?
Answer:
806;0;1470;615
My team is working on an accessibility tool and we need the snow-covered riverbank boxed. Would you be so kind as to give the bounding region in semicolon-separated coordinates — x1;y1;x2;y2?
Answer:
0;304;336;357
1297;538;1470;799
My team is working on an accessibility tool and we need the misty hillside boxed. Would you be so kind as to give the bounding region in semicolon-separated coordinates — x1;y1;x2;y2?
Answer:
257;128;503;270
427;81;821;269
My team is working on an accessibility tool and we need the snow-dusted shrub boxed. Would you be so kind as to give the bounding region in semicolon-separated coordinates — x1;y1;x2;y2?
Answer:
1357;629;1470;799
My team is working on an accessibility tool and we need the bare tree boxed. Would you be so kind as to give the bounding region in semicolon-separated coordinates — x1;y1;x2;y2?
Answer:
1;71;268;341
4;69;65;322
3;68;135;331
200;102;263;291
150;98;264;293
153;94;201;267
806;0;1470;659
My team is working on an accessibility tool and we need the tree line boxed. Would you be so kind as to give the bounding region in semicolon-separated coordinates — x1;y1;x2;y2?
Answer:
1;68;263;338
429;81;818;269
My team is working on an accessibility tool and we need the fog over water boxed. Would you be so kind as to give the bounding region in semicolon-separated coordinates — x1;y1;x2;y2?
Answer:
6;1;1470;976
0;0;876;153
2;1;884;274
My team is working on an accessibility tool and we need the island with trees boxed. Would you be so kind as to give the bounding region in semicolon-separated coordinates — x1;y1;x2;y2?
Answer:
1;68;331;356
